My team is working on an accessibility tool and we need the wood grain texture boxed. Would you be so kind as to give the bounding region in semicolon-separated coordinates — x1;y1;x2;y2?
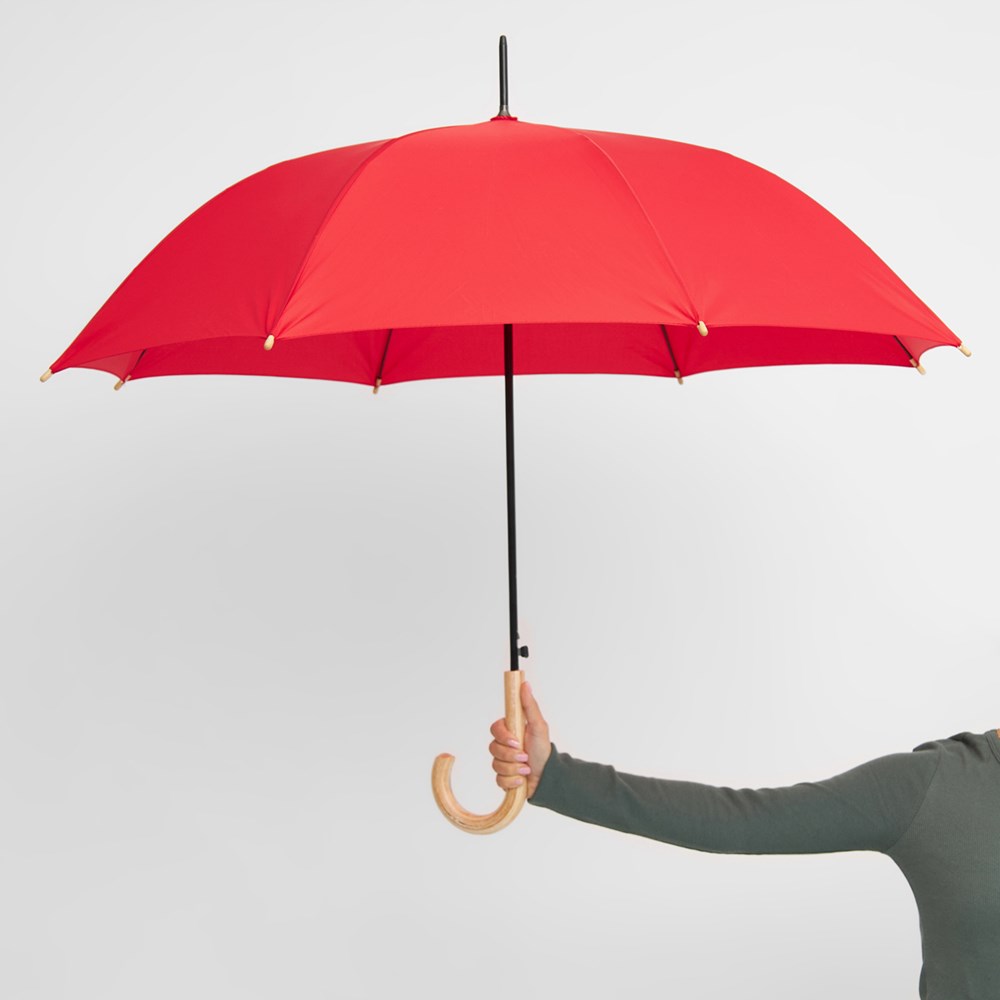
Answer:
431;670;527;834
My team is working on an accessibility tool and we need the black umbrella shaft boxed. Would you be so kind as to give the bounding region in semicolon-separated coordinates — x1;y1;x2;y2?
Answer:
504;323;520;671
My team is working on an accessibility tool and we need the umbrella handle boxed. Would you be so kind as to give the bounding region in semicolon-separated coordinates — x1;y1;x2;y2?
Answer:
431;669;527;834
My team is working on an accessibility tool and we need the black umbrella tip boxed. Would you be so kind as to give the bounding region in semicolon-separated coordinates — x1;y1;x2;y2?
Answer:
497;34;511;118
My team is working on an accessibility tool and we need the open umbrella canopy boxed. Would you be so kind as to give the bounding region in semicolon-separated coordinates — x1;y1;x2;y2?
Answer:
43;115;965;390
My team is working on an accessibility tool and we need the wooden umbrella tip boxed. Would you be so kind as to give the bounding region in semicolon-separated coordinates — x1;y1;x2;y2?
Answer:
263;334;275;351
697;321;709;337
674;369;684;385
959;343;972;357
910;358;926;375
39;368;53;382
372;377;382;394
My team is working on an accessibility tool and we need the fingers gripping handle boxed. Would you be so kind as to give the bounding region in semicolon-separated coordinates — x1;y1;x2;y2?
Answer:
431;670;527;834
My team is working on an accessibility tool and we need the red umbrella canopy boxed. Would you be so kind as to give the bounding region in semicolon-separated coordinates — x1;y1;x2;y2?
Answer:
44;116;965;388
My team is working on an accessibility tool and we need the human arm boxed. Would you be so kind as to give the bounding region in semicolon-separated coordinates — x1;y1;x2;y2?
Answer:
525;739;941;854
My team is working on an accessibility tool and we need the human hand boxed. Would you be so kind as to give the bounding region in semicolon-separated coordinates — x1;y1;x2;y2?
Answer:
489;679;552;799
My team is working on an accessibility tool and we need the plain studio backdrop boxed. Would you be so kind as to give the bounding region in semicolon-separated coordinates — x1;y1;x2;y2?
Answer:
1;1;997;998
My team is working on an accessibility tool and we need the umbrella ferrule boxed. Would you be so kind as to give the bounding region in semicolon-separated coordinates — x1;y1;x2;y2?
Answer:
497;35;512;119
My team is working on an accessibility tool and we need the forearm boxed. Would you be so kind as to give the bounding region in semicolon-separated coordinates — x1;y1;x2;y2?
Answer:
528;742;939;855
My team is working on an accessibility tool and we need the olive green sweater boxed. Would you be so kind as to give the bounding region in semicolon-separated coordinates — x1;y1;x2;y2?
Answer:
528;729;1000;999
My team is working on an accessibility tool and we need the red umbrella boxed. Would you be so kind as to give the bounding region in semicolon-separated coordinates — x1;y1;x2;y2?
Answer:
40;37;969;834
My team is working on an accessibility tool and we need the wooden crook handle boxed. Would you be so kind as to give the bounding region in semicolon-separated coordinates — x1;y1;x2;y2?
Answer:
431;669;527;834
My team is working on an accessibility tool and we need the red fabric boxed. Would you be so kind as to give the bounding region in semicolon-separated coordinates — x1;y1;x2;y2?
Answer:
48;119;960;386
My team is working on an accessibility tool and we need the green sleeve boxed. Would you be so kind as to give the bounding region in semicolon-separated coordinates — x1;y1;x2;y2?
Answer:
527;740;942;855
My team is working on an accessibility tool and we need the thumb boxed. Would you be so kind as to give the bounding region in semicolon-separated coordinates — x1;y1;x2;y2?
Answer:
521;679;545;726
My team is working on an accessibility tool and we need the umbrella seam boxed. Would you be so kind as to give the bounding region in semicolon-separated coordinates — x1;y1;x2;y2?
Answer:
267;134;412;343
571;129;702;327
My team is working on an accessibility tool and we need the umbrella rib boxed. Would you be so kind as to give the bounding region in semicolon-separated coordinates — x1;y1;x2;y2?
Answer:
893;335;926;374
373;329;393;393
130;348;147;374
659;325;684;384
113;348;147;390
268;135;410;343
573;129;702;328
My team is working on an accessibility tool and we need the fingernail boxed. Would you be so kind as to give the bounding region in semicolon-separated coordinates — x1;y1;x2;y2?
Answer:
518;766;530;775
507;739;520;748
515;753;529;762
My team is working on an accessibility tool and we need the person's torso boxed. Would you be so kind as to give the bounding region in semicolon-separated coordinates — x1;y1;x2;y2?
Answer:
888;730;1000;999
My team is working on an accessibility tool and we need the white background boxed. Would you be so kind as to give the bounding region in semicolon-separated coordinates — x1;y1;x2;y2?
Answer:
2;1;997;997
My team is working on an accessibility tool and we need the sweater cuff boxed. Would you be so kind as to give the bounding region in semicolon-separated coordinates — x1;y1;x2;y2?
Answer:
528;741;567;808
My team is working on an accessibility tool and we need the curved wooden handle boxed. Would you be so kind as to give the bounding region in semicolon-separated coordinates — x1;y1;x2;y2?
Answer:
431;669;527;834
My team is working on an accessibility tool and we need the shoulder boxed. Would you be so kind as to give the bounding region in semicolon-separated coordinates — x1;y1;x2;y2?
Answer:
912;729;999;766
